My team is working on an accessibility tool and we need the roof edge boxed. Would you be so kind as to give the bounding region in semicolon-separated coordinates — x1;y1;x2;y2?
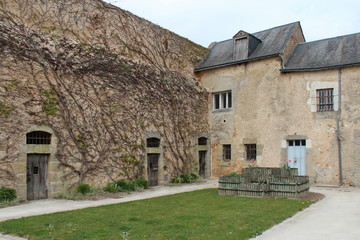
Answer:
194;53;280;72
281;62;360;73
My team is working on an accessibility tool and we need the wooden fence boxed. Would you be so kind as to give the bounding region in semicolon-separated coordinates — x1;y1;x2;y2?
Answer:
218;168;309;199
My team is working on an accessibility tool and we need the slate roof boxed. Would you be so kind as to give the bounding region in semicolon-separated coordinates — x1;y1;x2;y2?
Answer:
282;33;360;72
194;22;300;72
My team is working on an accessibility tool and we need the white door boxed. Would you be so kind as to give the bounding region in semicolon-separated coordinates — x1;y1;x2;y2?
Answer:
287;140;306;175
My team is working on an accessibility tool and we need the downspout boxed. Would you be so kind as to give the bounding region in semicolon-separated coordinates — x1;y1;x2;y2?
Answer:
337;68;343;186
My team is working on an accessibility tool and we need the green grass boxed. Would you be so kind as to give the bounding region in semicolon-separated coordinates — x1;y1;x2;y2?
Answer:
0;189;312;240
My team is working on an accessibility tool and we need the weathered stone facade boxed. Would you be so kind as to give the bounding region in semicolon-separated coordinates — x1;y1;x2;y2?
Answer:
196;22;360;187
0;0;209;200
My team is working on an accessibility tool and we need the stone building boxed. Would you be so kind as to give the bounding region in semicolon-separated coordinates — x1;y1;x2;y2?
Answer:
195;22;360;186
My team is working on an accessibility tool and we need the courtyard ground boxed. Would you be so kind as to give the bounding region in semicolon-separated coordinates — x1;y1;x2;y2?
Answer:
0;180;359;240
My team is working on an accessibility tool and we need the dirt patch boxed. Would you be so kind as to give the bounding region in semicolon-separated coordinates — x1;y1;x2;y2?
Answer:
300;192;325;202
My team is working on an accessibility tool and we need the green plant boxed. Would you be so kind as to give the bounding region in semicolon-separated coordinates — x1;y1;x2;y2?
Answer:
134;177;149;189
282;158;291;170
179;173;191;183
103;182;118;193
0;187;16;202
248;159;258;168
116;179;132;191
170;177;181;184
189;173;199;182
0;100;14;118
228;172;240;177
77;184;91;194
42;89;58;115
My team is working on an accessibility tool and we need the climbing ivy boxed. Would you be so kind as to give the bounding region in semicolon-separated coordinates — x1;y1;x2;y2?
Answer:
0;100;13;118
42;89;58;115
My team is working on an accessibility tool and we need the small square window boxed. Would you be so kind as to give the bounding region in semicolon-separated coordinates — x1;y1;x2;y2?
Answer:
317;89;334;112
213;91;232;110
223;144;231;161
245;144;256;161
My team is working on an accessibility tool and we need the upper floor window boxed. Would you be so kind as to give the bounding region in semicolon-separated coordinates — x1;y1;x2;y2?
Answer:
26;131;51;145
317;88;334;112
213;91;232;110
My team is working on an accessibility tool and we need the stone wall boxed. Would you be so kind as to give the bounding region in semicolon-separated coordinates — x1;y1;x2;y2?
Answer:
0;0;209;199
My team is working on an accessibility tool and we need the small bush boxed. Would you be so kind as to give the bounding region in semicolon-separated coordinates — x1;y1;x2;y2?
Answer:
135;177;149;189
104;182;118;193
0;187;16;202
116;179;131;190
179;174;191;183
190;173;199;182
170;177;181;184
77;184;91;194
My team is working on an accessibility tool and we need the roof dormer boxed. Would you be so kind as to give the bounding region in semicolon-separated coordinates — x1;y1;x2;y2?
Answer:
233;30;262;60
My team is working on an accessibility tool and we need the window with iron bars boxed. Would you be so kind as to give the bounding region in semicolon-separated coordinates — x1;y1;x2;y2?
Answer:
146;138;160;148
317;88;334;112
26;131;51;145
222;144;231;161
245;144;257;161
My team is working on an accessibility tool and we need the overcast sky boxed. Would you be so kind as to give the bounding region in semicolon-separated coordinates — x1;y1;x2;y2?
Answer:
103;0;360;48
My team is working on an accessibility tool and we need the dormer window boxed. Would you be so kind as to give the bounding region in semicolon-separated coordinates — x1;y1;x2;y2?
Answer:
233;31;261;61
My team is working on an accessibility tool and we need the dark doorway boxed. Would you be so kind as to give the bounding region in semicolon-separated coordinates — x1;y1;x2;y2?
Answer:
147;154;159;186
27;154;49;200
199;151;207;178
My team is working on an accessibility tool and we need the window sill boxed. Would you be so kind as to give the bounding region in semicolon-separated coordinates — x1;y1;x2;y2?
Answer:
212;108;233;113
313;111;338;119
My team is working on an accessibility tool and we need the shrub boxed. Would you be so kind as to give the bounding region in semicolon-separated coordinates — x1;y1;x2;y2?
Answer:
190;173;199;182
104;182;118;193
116;179;130;190
180;174;191;183
170;177;181;184
0;187;17;202
135;177;149;189
77;184;91;194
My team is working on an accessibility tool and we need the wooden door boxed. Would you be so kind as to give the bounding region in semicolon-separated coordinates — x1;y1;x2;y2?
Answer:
199;151;207;178
27;154;49;200
287;140;306;175
147;154;159;186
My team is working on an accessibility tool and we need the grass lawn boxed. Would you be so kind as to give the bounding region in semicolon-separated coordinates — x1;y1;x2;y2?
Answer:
0;189;311;240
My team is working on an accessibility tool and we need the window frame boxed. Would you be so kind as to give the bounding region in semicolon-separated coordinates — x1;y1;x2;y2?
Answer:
213;91;232;110
317;88;334;112
245;144;257;161
222;144;231;161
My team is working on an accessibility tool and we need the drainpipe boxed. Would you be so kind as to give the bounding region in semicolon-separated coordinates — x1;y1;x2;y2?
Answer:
337;68;343;186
